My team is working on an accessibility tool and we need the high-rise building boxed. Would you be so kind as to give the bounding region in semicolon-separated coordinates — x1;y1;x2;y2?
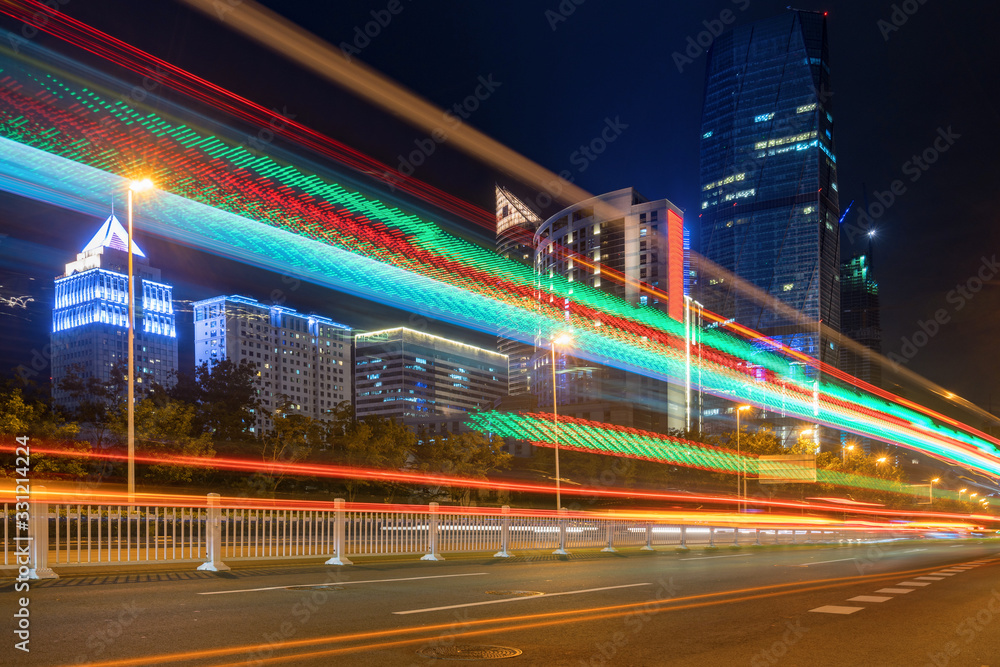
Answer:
698;10;840;366
840;253;881;452
495;185;541;397
52;212;177;412
531;187;687;433
697;10;840;447
354;327;507;435
192;295;351;434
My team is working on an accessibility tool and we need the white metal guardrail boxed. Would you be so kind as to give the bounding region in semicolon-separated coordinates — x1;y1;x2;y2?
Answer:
1;495;914;579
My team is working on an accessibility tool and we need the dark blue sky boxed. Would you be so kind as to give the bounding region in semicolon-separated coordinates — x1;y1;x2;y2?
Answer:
1;1;999;413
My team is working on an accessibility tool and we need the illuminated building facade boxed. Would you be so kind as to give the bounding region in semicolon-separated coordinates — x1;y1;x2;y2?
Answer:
532;187;687;433
495;185;541;397
697;10;840;367
52;212;177;412
192;295;351;434
841;254;881;452
354;327;508;434
697;10;840;448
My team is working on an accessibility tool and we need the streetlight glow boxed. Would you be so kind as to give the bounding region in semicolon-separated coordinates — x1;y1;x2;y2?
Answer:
130;177;154;192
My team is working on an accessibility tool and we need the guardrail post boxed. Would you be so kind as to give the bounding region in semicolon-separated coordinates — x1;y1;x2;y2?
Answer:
325;498;353;565
679;525;687;549
641;523;654;551
197;493;230;572
421;502;444;561
755;528;761;546
26;485;57;580
709;526;715;547
791;529;797;544
733;527;739;546
493;505;513;558
553;507;570;555
601;520;617;553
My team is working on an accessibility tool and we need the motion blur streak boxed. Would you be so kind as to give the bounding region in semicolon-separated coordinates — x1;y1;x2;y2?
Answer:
75;565;969;667
3;444;992;526
1;7;1000;478
176;0;1000;436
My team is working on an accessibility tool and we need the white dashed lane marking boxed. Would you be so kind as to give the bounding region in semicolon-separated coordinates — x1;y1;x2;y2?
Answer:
810;605;864;615
876;588;914;594
931;572;957;576
897;581;931;587
848;596;892;603
915;576;945;581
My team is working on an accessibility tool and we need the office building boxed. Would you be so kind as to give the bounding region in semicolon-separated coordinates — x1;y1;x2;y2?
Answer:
531;187;687;433
698;10;840;365
354;327;507;434
495;184;541;397
841;253;881;452
52;212;177;412
697;10;840;447
192;295;351;434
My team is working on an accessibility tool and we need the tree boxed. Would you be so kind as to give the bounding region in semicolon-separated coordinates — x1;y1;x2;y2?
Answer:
110;398;215;484
169;360;261;445
251;402;323;494
417;430;512;505
323;403;415;502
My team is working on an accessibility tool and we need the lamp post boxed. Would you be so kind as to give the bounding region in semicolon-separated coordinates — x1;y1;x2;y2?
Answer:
929;477;940;504
736;405;751;512
550;333;572;511
842;443;855;463
126;178;154;503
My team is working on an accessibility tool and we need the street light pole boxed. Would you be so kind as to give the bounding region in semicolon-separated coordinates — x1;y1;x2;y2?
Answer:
929;477;939;504
550;334;572;511
127;186;135;504
126;178;153;504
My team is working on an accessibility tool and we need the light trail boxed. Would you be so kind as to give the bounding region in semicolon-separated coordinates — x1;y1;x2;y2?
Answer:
2;444;994;527
66;562;988;667
0;5;998;479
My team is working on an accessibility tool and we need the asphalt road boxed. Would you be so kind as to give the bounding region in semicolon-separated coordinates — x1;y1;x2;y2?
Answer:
4;540;1000;666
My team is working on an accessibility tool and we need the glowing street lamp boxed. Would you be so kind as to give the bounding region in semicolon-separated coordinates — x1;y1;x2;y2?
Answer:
736;405;751;511
876;457;888;465
550;333;572;511
127;178;155;503
842;443;856;463
929;477;940;504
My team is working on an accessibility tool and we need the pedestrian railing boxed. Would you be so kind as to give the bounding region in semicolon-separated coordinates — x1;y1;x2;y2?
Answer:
1;494;914;579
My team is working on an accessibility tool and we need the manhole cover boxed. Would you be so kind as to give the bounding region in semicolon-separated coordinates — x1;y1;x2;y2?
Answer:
485;590;543;597
284;585;345;591
417;645;522;660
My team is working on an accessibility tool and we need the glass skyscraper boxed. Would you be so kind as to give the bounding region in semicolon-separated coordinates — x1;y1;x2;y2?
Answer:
697;10;840;370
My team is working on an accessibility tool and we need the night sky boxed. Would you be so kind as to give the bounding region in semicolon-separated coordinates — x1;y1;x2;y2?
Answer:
1;1;999;412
